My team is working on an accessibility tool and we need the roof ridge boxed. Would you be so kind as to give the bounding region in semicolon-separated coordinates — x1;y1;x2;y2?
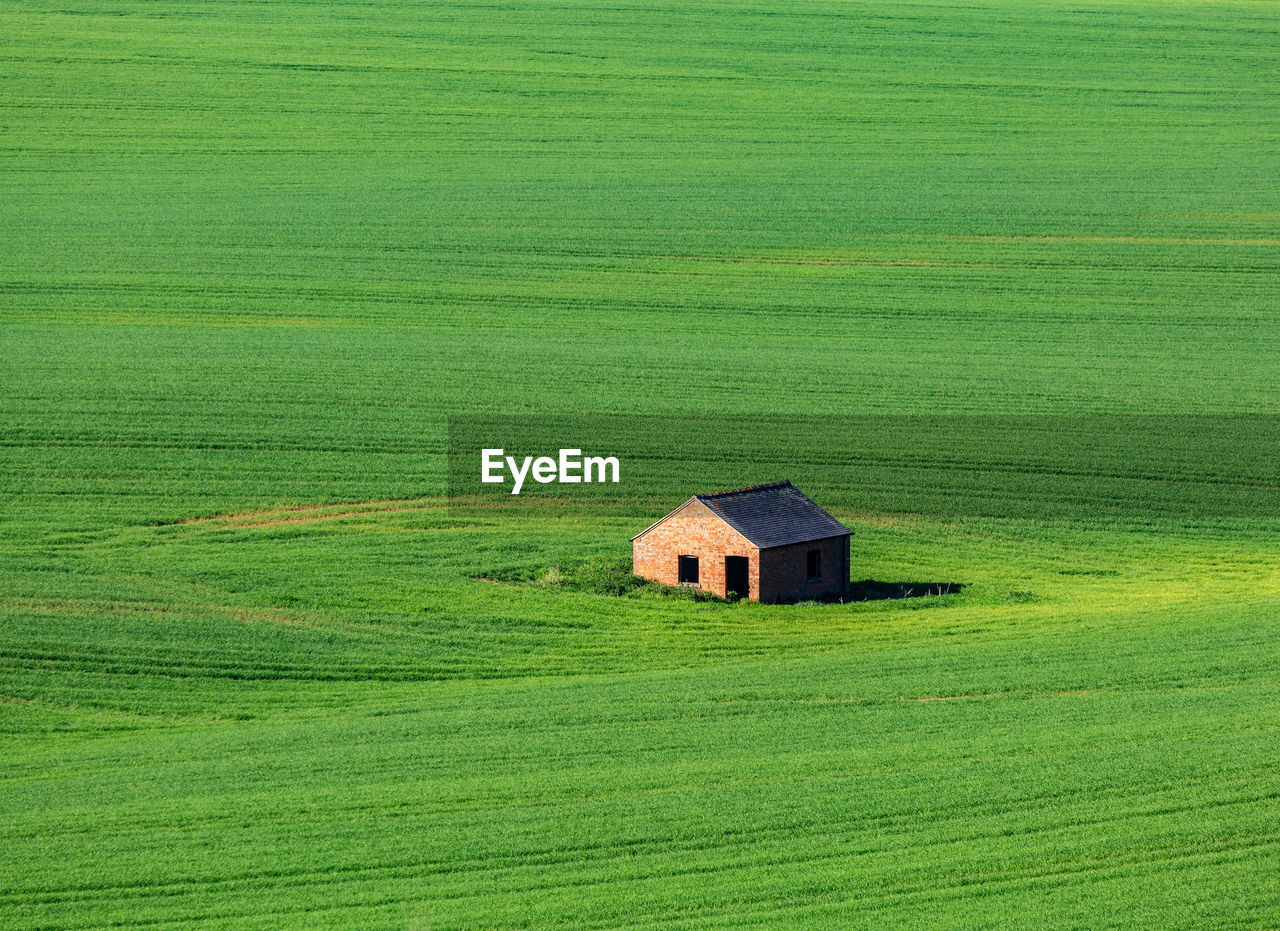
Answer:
695;479;792;500
633;480;849;547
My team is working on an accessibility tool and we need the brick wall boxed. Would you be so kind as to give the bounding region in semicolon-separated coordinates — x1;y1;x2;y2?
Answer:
632;499;758;599
757;535;850;603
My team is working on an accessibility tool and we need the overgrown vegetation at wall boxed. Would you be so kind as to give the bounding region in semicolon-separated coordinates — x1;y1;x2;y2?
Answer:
480;556;729;601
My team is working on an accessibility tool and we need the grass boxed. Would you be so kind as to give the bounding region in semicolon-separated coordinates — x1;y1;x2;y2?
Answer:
3;506;1279;925
2;0;1279;926
480;556;730;600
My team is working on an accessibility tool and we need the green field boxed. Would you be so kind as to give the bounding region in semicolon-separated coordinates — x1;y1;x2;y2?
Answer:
3;0;1280;926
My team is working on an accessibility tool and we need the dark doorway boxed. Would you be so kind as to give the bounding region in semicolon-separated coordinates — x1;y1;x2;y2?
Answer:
725;556;749;599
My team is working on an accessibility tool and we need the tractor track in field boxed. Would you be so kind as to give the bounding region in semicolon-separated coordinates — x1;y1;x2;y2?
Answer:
0;596;371;632
172;498;444;528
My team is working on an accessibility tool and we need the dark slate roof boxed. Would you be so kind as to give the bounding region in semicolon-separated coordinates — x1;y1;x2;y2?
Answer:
692;480;850;548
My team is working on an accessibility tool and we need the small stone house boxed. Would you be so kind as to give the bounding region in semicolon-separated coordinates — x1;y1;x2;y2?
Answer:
631;481;851;602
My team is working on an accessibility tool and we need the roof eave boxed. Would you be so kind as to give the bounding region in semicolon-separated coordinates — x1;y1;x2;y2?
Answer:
756;530;851;550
